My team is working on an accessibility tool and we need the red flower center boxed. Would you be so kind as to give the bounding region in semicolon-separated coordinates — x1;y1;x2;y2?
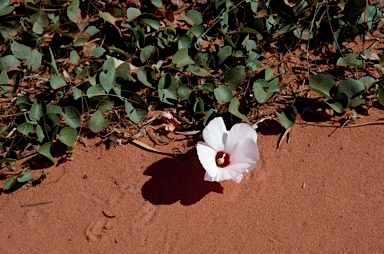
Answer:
215;151;230;167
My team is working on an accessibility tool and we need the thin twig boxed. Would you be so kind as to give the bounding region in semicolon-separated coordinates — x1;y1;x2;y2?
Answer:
300;120;384;128
21;201;53;207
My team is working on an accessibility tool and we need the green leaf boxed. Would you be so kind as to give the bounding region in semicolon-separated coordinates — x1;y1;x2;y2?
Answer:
72;87;82;100
199;83;215;93
87;84;105;98
92;47;106;57
177;85;192;100
357;5;382;29
337;79;365;99
11;41;31;60
276;105;297;129
63;106;81;128
187;65;210;77
85;26;99;37
0;70;9;84
193;97;204;113
0;55;21;70
158;74;178;104
140;46;159;63
67;0;80;23
70;50;79;64
58;127;78;147
31;12;49;34
183;10;202;26
326;92;349;113
137;66;155;88
27;50;42;72
228;97;250;123
140;13;161;30
151;0;163;8
359;76;376;90
38;142;54;163
17;171;34;183
178;35;192;49
99;11;116;26
253;80;279;104
50;75;67;89
48;47;58;75
127;7;141;21
99;57;115;93
309;74;335;99
98;100;114;113
125;100;147;123
46;105;63;115
0;1;14;17
88;110;110;133
172;48;195;68
217;46;232;65
336;53;363;67
3;177;16;191
224;66;246;90
190;25;203;38
36;125;45;142
30;101;43;122
17;123;33;136
214;85;233;104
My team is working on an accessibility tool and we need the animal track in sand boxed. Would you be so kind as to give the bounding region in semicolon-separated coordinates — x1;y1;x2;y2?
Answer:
131;201;158;232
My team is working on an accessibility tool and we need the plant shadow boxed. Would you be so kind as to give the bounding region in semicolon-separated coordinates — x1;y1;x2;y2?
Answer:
141;151;223;206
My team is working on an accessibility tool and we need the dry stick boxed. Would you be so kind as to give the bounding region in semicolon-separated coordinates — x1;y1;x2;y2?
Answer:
300;120;384;128
21;201;53;207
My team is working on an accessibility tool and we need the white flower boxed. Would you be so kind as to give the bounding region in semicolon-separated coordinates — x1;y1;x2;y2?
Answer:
196;117;259;183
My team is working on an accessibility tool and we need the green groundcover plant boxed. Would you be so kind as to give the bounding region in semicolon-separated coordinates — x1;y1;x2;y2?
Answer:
0;0;383;190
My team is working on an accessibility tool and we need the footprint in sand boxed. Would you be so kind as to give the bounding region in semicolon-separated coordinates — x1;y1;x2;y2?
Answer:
131;201;158;232
85;217;109;243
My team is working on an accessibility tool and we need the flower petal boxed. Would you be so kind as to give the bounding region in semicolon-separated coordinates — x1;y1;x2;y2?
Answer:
208;161;253;182
231;138;259;166
196;141;220;178
202;117;227;152
225;122;257;154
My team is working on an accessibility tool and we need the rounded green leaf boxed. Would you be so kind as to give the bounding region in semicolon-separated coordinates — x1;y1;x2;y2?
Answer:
217;46;232;65
4;177;16;191
359;76;376;90
224;66;246;90
58;127;78;147
177;85;192;100
309;74;335;99
228;97;249;123
337;79;365;99
29;101;43;123
199;83;215;93
172;48;195;68
214;85;233;104
276;105;297;129
125;100;147;123
183;10;202;26
11;41;31;60
140;45;159;63
17;122;33;136
50;75;67;89
92;47;106;57
17;171;34;183
38;142;54;163
63;106;81;128
127;7;141;21
88;110;110;133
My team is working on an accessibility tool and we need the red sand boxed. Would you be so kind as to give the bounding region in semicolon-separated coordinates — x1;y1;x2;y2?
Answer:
1;110;383;253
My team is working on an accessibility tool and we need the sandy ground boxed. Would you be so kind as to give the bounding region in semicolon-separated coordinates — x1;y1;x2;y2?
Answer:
0;109;383;253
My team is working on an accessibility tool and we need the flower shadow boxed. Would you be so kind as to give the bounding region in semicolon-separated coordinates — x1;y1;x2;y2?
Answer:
141;151;223;206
